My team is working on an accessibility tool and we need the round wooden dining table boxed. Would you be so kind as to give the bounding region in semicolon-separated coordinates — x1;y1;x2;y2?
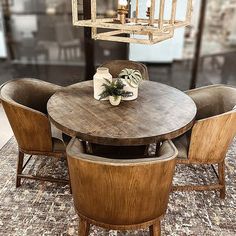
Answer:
47;81;197;146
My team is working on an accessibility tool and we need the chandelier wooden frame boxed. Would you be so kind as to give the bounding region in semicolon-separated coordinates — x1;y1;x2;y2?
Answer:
72;0;193;45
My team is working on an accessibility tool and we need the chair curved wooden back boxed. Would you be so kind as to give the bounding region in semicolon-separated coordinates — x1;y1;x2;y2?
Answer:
101;60;149;80
0;78;61;153
187;85;236;164
67;138;177;234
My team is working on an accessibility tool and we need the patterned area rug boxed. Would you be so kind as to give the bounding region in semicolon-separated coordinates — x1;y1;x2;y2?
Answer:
0;137;235;236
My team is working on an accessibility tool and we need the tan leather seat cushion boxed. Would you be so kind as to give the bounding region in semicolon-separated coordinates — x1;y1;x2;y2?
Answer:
52;138;66;152
51;125;62;140
173;133;190;159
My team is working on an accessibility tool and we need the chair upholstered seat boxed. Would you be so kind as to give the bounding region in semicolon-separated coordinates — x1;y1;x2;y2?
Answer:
173;134;190;160
51;125;63;139
51;125;70;151
52;137;66;153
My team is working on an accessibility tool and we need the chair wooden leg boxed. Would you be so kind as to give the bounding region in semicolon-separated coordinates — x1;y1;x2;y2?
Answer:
149;220;161;236
218;161;226;199
79;218;90;236
16;151;24;187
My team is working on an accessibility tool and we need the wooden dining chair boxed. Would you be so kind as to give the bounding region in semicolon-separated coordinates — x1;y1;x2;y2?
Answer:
67;138;177;236
55;22;80;61
101;59;149;80
172;84;236;199
0;78;69;187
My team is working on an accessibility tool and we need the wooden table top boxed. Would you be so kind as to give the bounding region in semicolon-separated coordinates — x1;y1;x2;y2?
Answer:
47;81;197;146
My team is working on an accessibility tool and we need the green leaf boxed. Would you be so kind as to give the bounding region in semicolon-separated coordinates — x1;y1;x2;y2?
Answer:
98;78;133;99
118;68;143;87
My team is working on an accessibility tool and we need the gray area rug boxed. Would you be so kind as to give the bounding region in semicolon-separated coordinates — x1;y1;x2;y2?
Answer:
0;137;235;235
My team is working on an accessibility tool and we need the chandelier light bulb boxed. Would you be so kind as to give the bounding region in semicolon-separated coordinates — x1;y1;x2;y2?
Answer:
146;0;151;8
119;0;128;6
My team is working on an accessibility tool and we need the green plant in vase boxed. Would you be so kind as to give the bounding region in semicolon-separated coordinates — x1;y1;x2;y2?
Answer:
118;68;143;101
99;79;133;106
118;68;143;88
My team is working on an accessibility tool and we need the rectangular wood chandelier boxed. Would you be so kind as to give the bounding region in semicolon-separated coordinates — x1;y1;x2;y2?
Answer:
72;0;193;45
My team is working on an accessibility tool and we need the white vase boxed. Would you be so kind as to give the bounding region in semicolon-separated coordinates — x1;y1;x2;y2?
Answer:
121;79;139;101
94;67;112;100
109;96;122;106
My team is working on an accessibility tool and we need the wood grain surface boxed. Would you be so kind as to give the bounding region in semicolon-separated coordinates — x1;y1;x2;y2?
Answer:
47;81;196;146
